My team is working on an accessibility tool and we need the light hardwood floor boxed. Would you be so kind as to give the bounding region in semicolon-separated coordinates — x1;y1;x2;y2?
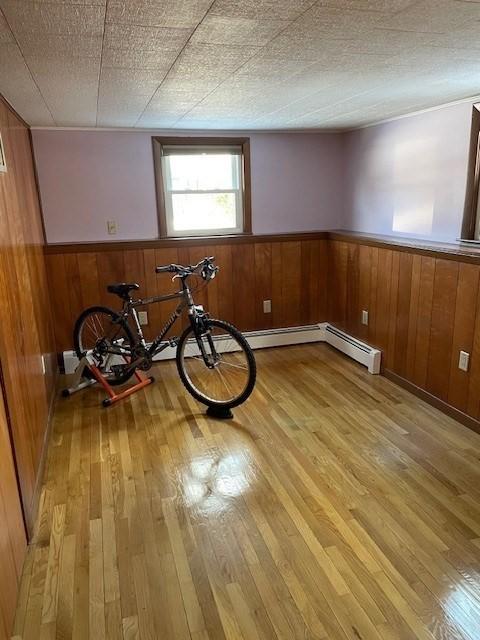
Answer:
12;344;480;640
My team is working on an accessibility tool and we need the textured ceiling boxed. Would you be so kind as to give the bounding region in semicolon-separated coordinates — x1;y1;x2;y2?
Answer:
1;0;480;130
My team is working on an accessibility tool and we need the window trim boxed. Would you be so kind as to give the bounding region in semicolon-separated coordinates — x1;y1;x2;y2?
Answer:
152;136;252;239
461;104;480;241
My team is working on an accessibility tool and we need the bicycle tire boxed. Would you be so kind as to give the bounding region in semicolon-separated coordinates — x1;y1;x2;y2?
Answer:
73;305;135;386
176;318;256;409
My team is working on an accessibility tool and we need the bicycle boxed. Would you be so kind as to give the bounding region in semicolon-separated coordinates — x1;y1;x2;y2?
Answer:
73;256;256;411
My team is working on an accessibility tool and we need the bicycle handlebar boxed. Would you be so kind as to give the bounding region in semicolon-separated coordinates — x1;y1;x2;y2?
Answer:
155;256;216;277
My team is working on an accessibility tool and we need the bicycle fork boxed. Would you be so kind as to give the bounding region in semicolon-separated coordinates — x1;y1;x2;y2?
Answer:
189;307;218;368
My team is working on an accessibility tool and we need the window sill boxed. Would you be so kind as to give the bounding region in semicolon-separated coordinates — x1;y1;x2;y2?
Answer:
160;231;253;241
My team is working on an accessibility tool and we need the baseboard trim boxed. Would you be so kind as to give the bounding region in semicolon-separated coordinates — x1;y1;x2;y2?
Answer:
383;369;480;435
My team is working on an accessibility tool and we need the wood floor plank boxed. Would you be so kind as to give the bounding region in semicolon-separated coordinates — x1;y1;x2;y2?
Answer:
13;344;480;640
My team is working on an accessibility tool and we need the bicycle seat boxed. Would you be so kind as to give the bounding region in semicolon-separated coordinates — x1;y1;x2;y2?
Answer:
107;283;139;299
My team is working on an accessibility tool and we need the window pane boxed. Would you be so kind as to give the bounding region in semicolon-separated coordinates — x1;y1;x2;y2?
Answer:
171;192;238;231
167;154;238;191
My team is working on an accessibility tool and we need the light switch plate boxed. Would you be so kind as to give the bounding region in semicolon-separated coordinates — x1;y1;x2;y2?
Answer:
107;220;117;235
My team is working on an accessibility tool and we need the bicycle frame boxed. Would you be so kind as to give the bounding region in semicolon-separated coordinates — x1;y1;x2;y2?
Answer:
117;277;201;358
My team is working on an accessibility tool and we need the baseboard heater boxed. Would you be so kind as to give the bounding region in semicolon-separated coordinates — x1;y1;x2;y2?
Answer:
62;323;381;375
319;323;381;374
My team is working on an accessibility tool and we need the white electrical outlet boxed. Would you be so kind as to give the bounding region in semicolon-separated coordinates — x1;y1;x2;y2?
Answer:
107;220;117;235
459;350;470;372
361;310;369;326
263;299;272;313
138;311;148;326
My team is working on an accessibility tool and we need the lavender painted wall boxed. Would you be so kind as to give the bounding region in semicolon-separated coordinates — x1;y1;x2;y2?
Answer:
343;102;472;242
32;129;344;243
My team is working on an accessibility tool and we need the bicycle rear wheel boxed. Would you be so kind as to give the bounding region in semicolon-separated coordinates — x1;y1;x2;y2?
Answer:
176;319;256;409
73;306;135;386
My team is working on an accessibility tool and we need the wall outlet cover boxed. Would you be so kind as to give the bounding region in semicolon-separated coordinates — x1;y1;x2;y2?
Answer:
459;350;470;372
107;220;117;235
263;299;272;313
361;310;369;325
138;311;148;326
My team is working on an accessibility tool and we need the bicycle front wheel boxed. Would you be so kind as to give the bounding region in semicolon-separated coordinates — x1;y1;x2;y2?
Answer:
176;319;256;409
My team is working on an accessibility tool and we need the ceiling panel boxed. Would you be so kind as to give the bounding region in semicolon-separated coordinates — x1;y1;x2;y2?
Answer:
210;0;317;21
107;0;213;29
1;0;480;129
0;1;105;35
190;15;289;46
374;0;480;32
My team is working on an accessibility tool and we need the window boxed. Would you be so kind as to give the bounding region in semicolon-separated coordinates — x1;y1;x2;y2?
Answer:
153;137;251;238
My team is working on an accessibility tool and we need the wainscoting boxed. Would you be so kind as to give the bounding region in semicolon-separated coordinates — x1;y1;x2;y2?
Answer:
45;230;480;432
0;97;56;635
45;234;328;352
327;233;480;429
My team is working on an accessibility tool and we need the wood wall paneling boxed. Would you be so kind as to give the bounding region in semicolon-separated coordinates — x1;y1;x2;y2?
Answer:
325;237;480;429
0;100;56;531
0;97;56;637
467;296;480;420
327;240;348;329
373;248;393;354
44;230;480;432
0;382;26;639
412;257;435;389
425;259;459;401
393;252;413;378
448;263;480;413
46;239;330;353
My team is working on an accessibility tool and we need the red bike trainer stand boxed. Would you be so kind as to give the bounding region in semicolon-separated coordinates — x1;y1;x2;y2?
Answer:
62;356;154;408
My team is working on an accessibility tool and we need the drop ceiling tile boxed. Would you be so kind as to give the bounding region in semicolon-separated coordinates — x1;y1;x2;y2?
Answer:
99;67;166;99
16;34;103;59
0;9;13;42
107;0;212;29
103;48;175;70
149;78;219;104
25;57;99;124
102;23;190;70
315;0;417;10
191;15;289;46
24;0;106;5
135;113;180;127
210;0;316;21
0;42;55;124
0;1;105;35
3;0;480;129
291;5;384;37
375;0;480;32
137;79;217;125
26;56;99;77
97;96;151;126
175;115;255;128
104;23;191;53
167;43;259;82
234;54;314;81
